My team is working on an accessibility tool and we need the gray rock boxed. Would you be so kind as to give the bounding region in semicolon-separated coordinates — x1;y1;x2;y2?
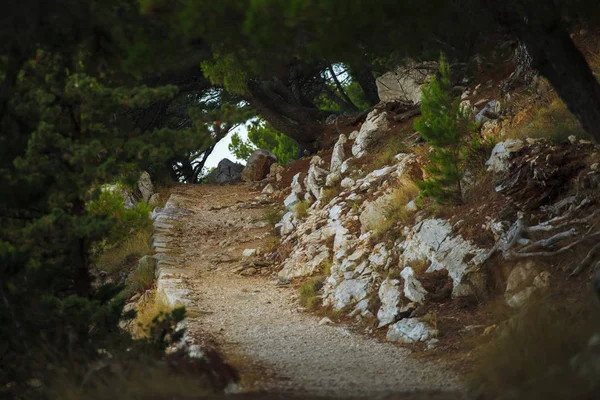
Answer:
387;318;434;343
475;100;501;123
262;184;275;194
210;159;245;183
138;255;157;276
148;193;161;207
341;177;355;189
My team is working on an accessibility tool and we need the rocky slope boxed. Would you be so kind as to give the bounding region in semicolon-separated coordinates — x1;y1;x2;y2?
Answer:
262;94;600;352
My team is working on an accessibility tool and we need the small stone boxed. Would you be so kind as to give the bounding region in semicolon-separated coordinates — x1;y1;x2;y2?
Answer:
262;184;275;194
319;317;334;326
242;249;257;258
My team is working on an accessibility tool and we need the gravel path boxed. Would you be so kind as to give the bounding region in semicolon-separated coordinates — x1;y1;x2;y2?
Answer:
162;184;459;399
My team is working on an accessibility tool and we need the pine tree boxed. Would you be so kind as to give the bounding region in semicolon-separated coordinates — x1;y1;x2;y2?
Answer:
414;56;477;204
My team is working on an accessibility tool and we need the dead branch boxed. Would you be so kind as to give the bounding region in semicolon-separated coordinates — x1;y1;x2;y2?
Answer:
519;228;579;253
393;107;421;122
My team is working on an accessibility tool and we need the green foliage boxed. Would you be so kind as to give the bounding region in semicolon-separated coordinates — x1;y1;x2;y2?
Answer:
87;189;152;246
229;120;299;165
414;56;478;204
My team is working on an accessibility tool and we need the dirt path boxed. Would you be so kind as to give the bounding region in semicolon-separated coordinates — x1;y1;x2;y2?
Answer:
159;184;459;399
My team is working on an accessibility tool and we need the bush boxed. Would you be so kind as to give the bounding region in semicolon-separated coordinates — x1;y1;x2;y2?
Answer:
88;188;153;246
414;55;478;204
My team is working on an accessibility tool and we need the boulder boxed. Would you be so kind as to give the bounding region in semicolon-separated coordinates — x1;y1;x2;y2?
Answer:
368;243;389;268
475;99;501;123
241;150;278;182
352;110;390;158
138;171;154;203
376;61;436;104
377;278;402;327
148;193;161;207
210;159;244;183
386;318;435;343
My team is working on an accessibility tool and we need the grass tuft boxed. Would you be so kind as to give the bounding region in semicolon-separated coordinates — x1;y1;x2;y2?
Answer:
294;200;309;218
133;290;175;339
97;227;153;277
299;276;326;310
263;207;284;226
372;178;419;239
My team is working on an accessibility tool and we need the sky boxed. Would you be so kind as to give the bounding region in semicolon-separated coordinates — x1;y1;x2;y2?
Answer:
204;123;249;168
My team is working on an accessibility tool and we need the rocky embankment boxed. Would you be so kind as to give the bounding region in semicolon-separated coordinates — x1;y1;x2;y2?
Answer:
265;104;600;348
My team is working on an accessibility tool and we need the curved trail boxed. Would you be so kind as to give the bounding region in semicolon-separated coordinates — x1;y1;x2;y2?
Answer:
160;184;458;399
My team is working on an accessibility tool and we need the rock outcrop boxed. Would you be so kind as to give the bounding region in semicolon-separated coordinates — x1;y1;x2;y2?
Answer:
210;159;245;183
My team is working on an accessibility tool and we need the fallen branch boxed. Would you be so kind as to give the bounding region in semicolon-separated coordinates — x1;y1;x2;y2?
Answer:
509;231;600;259
393;107;421;122
518;228;578;253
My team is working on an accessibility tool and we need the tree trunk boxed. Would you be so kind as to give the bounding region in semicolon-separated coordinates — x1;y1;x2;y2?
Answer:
350;64;380;106
247;80;325;151
518;22;600;143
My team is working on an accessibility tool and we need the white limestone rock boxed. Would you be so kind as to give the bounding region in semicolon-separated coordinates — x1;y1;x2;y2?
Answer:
368;243;389;268
377;278;402;327
376;62;435;104
291;173;303;195
304;156;329;200
352;110;390;158
387;318;435;343
284;191;301;211
330;134;347;174
332;278;372;310
400;218;488;297
400;267;428;304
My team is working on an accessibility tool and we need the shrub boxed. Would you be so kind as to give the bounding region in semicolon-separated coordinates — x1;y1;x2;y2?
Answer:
414;55;478;204
88;188;153;246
